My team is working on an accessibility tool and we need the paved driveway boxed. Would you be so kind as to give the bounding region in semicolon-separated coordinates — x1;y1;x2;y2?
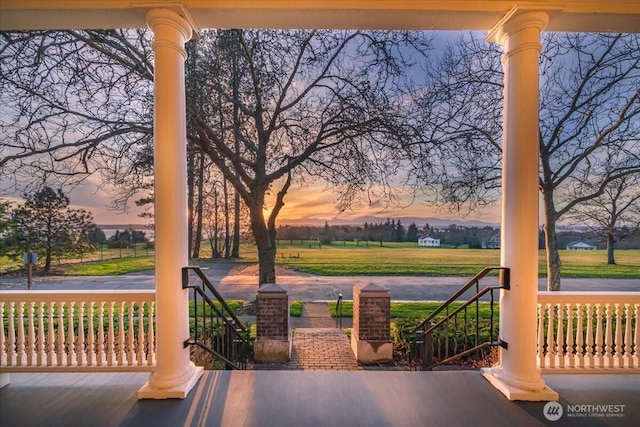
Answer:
1;262;638;302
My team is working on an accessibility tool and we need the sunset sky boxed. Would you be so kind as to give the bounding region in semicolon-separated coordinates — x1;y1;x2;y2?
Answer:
54;173;503;227
2;30;505;227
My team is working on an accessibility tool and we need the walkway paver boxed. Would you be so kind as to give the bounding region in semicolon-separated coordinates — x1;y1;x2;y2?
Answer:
253;302;362;371
294;302;336;328
288;328;362;371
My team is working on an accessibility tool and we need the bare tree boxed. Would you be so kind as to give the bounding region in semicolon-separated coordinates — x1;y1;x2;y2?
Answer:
411;32;640;290
0;31;155;199
568;174;640;264
187;29;431;284
2;29;432;285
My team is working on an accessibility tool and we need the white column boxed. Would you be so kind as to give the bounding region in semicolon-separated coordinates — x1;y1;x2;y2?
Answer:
138;8;202;399
482;10;558;401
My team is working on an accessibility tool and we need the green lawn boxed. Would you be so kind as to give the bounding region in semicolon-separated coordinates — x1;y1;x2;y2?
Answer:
3;242;638;279
329;301;496;320
63;256;155;275
275;242;639;278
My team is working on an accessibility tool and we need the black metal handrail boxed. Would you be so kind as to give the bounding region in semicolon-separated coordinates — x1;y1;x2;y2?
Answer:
410;266;509;370
336;293;343;328
182;266;252;370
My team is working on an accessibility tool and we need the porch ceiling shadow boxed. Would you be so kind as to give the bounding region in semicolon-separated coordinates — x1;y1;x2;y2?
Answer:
1;1;639;33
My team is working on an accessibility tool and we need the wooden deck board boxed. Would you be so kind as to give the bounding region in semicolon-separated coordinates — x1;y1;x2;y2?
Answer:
1;371;638;427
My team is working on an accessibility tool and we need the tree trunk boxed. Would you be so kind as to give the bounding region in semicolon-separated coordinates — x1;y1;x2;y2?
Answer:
192;152;205;258
187;147;194;258
542;199;562;291
606;233;616;265
212;187;220;258
231;191;240;258
249;198;276;286
223;178;230;259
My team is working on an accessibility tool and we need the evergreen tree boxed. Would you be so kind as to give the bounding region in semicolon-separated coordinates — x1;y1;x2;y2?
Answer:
7;187;96;272
406;222;419;242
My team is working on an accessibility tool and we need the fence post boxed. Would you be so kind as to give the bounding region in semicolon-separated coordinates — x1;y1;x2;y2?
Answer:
351;283;392;364
422;321;433;370
255;284;291;363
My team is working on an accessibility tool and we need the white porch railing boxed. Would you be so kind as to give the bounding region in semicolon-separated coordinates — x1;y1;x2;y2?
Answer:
537;292;640;373
1;290;155;372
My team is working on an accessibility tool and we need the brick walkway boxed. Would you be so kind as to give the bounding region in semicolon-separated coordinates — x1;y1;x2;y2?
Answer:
288;328;362;371
293;302;337;328
253;302;362;371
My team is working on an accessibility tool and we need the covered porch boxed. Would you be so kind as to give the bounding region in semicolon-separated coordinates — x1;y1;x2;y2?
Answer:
1;370;638;426
1;0;640;414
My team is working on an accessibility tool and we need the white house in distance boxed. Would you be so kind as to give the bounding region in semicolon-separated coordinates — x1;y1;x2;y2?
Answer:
418;236;441;247
566;241;597;250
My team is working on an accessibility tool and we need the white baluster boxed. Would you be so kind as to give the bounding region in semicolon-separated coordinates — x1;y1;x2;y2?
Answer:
575;303;584;368
57;301;66;366
565;303;574;368
87;302;95;366
594;304;604;368
604;304;613;368
544;304;554;368
555;303;565;368
128;302;135;365
77;301;86;366
147;301;155;366
16;302;25;366
27;302;36;366
7;302;17;365
67;302;76;366
97;302;106;366
0;301;6;365
633;304;639;368
537;303;545;368
107;302;115;366
117;301;126;366
624;304;632;368
614;304;623;368
47;302;55;366
137;301;146;366
37;302;46;366
585;303;594;367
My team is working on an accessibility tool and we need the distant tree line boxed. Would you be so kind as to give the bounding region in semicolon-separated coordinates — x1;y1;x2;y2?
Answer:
276;220;503;248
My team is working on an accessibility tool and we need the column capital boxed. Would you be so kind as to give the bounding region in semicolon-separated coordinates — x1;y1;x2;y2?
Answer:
487;7;549;46
146;8;193;60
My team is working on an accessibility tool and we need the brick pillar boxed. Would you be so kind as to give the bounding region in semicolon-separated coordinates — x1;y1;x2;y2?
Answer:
351;283;392;364
254;284;291;363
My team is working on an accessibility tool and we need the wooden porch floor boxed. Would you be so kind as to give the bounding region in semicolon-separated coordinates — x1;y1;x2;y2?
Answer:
0;371;638;427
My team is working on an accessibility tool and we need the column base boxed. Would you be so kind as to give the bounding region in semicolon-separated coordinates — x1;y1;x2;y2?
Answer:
351;333;393;364
254;338;291;363
482;368;558;401
138;366;203;399
0;373;10;388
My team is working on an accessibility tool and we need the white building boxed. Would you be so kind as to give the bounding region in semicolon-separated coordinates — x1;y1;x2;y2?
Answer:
566;241;597;250
418;236;441;247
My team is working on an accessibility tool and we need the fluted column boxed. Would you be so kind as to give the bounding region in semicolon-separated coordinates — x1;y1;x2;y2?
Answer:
482;10;558;401
138;8;202;399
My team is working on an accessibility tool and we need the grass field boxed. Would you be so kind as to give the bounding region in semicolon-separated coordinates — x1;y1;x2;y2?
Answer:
2;241;638;279
329;301;496;319
273;241;639;278
0;243;154;275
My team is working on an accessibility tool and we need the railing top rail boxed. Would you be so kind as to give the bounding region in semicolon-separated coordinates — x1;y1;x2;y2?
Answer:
421;285;499;334
538;291;640;304
0;289;155;303
412;266;508;331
